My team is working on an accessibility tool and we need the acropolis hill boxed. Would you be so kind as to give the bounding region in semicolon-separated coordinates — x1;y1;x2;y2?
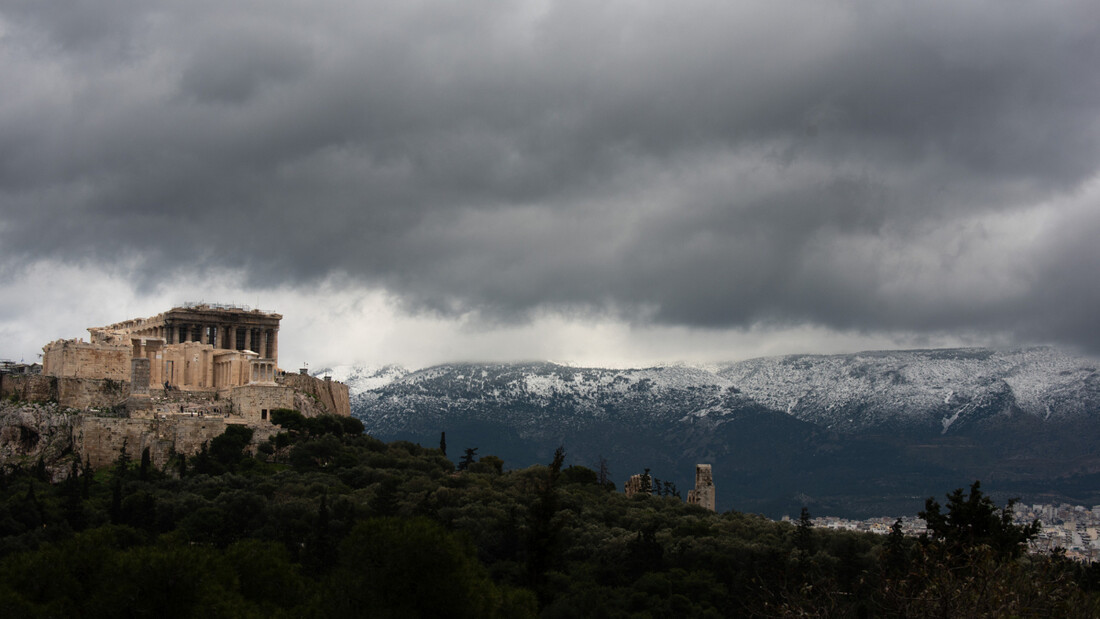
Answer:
0;303;349;477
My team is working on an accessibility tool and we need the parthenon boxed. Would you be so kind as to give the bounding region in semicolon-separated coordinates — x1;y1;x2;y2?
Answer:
1;303;350;472
92;303;281;360
45;303;282;393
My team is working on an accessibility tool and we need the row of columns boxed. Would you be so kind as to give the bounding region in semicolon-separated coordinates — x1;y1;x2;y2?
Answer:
213;358;277;388
162;323;279;360
251;361;276;384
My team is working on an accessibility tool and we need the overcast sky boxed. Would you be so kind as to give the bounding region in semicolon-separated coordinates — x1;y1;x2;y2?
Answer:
1;1;1098;369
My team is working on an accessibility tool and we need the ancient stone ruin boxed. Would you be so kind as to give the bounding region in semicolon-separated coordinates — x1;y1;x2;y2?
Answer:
687;464;716;511
0;303;351;474
624;472;651;497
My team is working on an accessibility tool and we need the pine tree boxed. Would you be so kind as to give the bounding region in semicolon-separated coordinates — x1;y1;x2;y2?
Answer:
439;431;447;457
596;455;611;488
919;480;1040;558
883;518;908;576
458;447;478;471
549;445;565;482
528;445;566;593
664;480;679;498
114;438;131;478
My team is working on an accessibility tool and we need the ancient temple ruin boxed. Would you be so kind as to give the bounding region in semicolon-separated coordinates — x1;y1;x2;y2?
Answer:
33;303;349;425
687;464;716;511
0;304;353;473
45;302;282;392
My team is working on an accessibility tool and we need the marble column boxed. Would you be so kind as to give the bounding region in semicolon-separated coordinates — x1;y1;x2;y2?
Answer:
244;328;252;353
270;329;279;364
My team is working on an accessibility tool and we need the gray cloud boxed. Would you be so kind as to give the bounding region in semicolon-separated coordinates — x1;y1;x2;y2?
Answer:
1;0;1099;353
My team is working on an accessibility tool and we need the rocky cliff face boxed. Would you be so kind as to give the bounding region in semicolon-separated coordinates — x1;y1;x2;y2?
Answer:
0;401;79;481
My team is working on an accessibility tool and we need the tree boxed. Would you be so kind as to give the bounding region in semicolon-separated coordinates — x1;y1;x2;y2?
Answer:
561;465;596;485
458;447;478;471
663;480;680;499
81;456;93;499
63;458;85;530
439;431;447;457
210;425;255;470
919;480;1040;558
596;455;612;488
527;445;567;593
549;445;565;480
883;518;908;577
625;527;664;579
479;455;505;474
139;447;151;481
323;518;522;618
114;439;132;478
369;478;401;517
796;507;814;553
304;494;337;574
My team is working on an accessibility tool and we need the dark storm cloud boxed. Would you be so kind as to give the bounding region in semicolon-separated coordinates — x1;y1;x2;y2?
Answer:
1;1;1099;349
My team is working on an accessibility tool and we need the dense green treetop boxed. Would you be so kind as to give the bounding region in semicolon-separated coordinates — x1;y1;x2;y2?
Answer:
0;413;1095;617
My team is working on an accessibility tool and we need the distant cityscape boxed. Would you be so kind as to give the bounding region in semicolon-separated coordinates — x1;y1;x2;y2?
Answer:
798;503;1100;562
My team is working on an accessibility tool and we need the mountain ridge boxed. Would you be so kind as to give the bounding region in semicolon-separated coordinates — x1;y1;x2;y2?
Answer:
335;347;1100;517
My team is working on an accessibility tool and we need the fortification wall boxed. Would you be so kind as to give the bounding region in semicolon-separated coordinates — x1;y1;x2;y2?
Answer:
58;377;130;409
42;340;129;380
0;375;129;410
75;416;231;469
280;373;351;417
0;374;58;403
230;385;295;423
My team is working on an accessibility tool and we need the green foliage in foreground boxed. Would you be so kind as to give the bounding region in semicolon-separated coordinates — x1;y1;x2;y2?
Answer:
0;416;1097;618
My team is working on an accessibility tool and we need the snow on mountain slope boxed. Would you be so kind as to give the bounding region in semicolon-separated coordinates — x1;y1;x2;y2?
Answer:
313;364;410;396
349;361;749;439
347;347;1100;437
338;348;1100;516
715;347;1100;432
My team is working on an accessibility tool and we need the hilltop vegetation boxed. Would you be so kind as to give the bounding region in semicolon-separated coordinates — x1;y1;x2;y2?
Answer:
0;414;1098;617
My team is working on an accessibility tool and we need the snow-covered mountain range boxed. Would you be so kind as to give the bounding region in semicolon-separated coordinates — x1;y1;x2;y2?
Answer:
327;347;1100;517
313;364;410;395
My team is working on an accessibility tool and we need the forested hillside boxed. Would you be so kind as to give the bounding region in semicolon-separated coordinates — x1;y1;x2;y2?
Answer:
0;410;1098;617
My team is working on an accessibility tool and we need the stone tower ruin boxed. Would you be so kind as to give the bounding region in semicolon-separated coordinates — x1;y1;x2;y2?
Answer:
687;464;716;511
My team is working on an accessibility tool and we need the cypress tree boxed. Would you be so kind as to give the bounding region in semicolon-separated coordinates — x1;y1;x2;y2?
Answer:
140;447;151;480
796;507;814;553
